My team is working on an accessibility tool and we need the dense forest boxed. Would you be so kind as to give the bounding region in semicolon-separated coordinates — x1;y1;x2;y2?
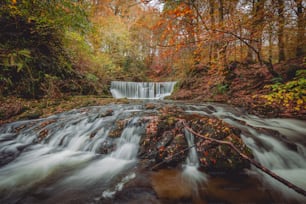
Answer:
0;0;305;120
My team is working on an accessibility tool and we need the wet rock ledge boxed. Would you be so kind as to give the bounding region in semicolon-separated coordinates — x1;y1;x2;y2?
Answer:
9;104;253;174
107;104;253;174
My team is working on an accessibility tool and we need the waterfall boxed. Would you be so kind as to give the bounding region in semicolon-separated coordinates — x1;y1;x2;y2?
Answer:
184;129;200;167
110;81;176;99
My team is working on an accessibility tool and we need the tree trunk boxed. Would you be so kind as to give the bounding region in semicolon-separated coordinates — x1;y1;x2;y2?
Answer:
277;0;285;62
208;0;216;64
295;0;305;57
217;0;226;67
246;0;265;63
268;24;273;62
254;0;265;61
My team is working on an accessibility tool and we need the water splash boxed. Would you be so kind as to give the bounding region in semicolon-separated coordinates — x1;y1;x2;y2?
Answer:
101;172;136;199
182;129;208;195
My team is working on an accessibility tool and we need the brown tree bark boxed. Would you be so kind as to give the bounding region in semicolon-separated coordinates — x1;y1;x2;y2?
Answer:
295;0;305;57
277;0;285;62
268;23;273;62
208;0;216;64
217;0;227;67
247;0;265;63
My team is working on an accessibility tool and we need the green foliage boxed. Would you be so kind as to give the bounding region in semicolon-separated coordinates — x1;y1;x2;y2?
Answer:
0;0;92;98
0;49;32;74
215;83;229;94
0;1;157;98
262;69;306;111
86;73;99;82
271;76;283;84
0;0;90;33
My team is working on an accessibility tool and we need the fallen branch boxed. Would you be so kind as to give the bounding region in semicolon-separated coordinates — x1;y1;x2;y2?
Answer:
182;120;306;197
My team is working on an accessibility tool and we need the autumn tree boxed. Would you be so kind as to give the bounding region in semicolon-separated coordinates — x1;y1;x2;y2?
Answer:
154;0;305;79
294;0;305;57
88;0;159;80
277;0;285;62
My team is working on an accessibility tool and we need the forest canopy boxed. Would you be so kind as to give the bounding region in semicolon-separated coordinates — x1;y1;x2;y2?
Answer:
0;0;305;99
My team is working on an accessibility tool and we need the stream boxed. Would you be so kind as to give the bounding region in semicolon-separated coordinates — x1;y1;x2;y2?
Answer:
0;101;305;203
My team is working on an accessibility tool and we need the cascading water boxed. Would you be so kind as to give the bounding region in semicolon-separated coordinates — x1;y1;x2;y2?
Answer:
0;102;305;203
184;129;200;166
182;129;208;194
0;105;148;203
186;104;306;202
110;81;176;99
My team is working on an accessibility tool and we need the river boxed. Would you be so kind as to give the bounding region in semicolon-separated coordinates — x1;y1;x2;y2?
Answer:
0;101;305;203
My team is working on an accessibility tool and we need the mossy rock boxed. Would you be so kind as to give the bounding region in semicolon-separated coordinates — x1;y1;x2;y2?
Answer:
139;108;253;173
19;110;43;120
198;134;252;173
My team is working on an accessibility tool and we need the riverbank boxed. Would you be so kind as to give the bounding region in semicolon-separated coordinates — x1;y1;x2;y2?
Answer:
1;92;304;126
170;58;306;120
0;96;130;125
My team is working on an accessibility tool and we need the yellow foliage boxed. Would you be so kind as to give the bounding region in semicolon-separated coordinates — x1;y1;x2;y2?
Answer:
294;107;300;111
260;74;305;112
297;99;303;105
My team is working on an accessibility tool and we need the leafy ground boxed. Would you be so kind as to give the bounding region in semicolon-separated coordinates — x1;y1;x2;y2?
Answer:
170;57;306;120
0;96;129;125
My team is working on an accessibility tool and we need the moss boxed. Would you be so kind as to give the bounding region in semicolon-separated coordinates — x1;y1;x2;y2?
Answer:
19;110;43;120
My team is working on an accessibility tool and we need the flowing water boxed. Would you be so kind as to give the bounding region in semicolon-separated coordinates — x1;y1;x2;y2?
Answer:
0;102;305;203
110;81;176;99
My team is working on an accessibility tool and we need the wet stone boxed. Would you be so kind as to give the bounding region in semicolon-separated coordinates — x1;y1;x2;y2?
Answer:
145;103;156;110
19;110;43;120
173;134;186;145
157;131;173;149
108;119;128;138
99;139;116;154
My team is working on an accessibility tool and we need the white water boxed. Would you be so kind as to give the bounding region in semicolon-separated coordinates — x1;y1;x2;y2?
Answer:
184;129;200;167
57;118;142;187
110;81;176;99
0;102;305;203
182;129;208;193
186;104;306;201
0;105;147;203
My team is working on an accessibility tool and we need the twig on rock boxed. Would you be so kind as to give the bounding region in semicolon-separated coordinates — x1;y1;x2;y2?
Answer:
150;144;196;171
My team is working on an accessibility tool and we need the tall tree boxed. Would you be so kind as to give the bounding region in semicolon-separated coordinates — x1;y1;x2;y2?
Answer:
208;0;216;63
295;0;305;57
246;0;266;62
277;0;285;62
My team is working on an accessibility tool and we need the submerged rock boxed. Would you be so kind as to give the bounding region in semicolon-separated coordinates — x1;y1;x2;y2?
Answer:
108;119;128;138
